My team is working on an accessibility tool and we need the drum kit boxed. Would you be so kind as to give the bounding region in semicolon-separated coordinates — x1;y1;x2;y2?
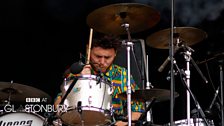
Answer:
0;2;216;126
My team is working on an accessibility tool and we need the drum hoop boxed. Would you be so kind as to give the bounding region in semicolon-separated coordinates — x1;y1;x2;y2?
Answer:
0;111;45;120
75;74;111;86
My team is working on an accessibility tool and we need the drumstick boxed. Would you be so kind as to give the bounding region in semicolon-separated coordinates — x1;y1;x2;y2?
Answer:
86;28;93;64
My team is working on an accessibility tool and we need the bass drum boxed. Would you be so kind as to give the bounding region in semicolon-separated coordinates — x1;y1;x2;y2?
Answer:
0;112;45;126
165;118;215;126
59;75;113;126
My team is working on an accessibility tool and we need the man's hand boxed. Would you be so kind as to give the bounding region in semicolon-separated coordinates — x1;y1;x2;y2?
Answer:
115;112;142;126
80;64;91;74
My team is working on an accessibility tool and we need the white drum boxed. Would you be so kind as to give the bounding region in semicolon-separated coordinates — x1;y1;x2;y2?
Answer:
0;112;45;126
166;118;214;126
59;75;113;126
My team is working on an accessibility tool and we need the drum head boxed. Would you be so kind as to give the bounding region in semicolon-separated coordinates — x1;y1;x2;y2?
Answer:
60;109;111;126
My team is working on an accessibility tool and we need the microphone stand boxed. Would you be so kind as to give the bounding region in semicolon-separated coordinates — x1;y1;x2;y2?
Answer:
219;65;224;126
59;77;78;106
170;0;175;125
176;48;210;126
205;86;220;116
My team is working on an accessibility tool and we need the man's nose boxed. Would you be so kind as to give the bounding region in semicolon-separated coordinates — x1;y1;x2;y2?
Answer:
99;58;105;64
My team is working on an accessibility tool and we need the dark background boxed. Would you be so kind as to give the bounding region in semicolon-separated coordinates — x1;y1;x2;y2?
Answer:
0;0;224;125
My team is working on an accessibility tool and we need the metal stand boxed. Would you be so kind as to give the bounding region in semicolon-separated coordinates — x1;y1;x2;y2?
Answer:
144;55;154;124
183;50;191;125
174;48;210;126
122;22;133;126
170;0;175;124
219;65;224;126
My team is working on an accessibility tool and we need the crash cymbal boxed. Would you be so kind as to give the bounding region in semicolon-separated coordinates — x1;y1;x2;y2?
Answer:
118;88;179;102
146;27;207;49
87;3;160;35
0;82;52;103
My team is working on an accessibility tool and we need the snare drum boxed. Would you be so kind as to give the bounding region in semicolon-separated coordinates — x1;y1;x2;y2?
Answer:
59;75;113;126
0;112;45;126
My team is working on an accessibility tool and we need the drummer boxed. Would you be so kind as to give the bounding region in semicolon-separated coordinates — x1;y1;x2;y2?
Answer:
54;33;145;125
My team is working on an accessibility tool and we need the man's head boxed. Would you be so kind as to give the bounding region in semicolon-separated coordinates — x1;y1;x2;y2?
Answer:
90;34;121;73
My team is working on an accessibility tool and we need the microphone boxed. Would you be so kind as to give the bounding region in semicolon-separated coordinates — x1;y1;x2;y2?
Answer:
158;44;183;72
158;56;171;72
70;61;85;74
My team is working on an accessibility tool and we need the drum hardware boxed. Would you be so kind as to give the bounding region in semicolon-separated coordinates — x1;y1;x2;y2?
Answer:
135;98;156;126
205;64;224;126
77;101;82;114
196;51;224;64
164;118;215;126
172;49;210;126
157;38;185;73
43;112;60;126
219;64;224;126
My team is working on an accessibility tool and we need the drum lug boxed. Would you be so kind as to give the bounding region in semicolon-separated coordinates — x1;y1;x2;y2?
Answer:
77;101;82;114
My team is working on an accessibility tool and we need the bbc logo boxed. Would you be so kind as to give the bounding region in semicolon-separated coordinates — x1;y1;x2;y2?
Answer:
26;98;41;102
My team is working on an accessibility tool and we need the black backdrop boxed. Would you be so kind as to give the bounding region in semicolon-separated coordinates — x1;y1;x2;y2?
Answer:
1;0;224;125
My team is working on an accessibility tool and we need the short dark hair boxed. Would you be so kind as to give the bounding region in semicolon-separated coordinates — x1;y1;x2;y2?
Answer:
92;33;121;52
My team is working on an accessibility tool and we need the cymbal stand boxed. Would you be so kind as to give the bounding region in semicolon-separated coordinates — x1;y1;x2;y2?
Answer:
5;81;15;105
145;55;154;124
180;47;210;126
121;21;133;126
183;47;191;125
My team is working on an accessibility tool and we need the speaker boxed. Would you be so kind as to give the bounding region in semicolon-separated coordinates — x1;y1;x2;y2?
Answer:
114;39;147;89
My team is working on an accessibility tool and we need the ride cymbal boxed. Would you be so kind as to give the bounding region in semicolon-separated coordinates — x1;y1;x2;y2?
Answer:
146;27;207;49
87;3;160;35
0;82;52;103
118;88;179;102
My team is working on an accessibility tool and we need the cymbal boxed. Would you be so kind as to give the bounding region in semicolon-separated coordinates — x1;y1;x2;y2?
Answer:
0;82;52;103
87;3;160;35
118;88;179;102
146;27;207;49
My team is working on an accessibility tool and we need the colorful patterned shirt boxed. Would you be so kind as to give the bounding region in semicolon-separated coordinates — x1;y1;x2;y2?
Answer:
104;64;145;116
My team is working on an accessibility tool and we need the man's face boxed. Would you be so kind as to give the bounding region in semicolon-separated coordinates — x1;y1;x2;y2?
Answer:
90;46;116;73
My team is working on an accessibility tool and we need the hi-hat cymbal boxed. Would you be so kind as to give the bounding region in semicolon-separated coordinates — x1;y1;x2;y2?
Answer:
118;88;179;102
146;27;207;49
0;82;52;103
87;3;160;35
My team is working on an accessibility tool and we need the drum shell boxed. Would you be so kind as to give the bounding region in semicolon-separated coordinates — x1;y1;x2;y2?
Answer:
59;75;113;125
0;112;45;126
